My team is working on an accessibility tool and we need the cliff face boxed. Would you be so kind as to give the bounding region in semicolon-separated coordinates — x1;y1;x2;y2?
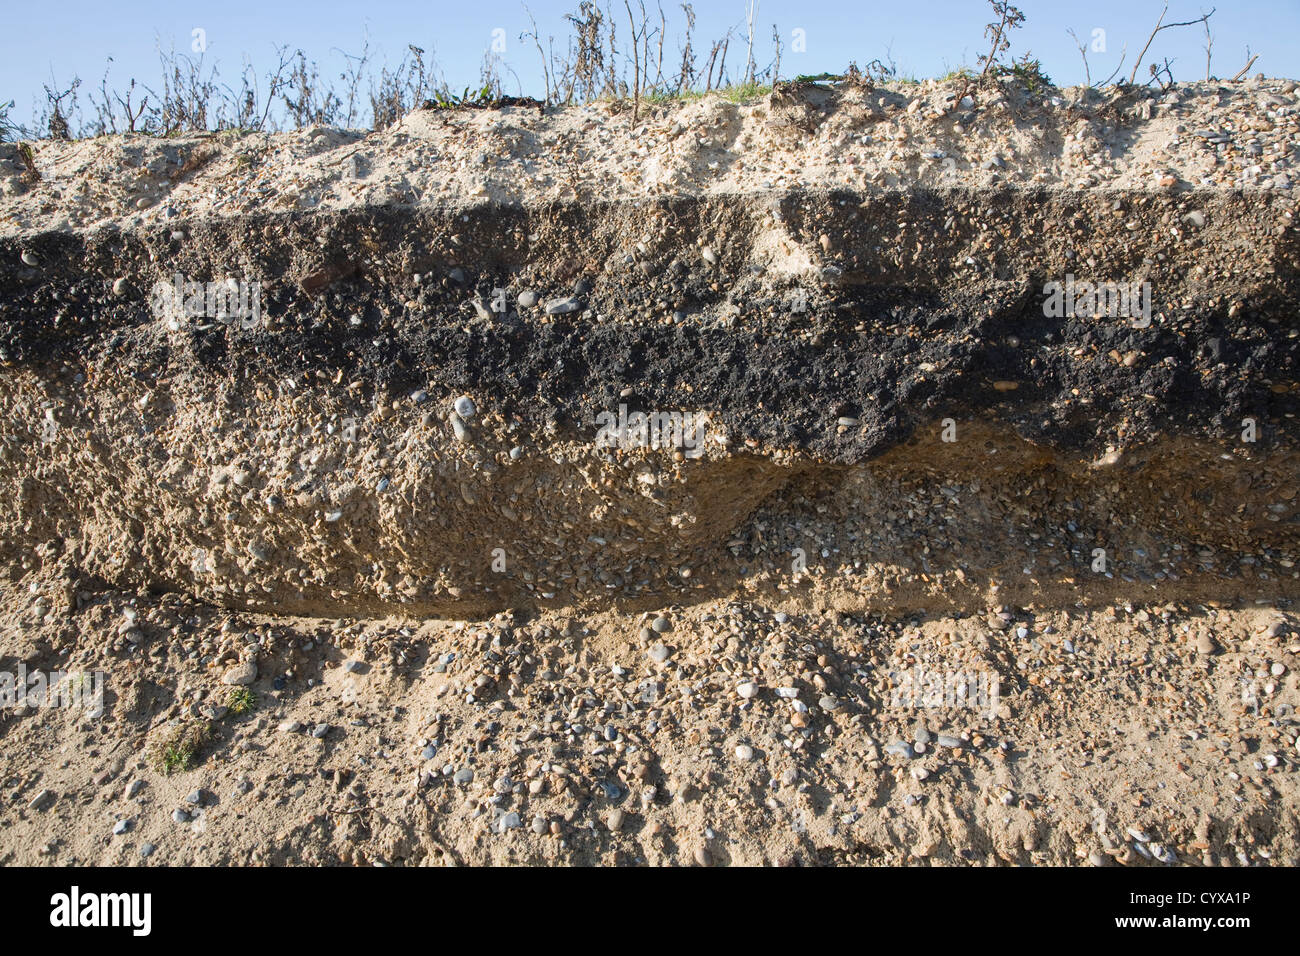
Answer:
0;79;1296;867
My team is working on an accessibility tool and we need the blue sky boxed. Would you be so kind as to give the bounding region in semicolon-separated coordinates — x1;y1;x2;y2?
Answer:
4;0;1298;129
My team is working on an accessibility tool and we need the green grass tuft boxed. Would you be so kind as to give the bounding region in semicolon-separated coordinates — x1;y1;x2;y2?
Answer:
150;721;213;775
226;686;257;716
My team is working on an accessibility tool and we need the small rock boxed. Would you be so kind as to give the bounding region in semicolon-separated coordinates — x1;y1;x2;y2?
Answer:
311;723;330;738
735;744;755;761
648;644;671;664
28;789;54;811
544;296;582;315
222;660;257;686
450;413;469;442
139;842;156;859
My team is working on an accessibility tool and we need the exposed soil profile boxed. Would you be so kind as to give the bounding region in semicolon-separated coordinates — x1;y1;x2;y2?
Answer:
0;78;1296;866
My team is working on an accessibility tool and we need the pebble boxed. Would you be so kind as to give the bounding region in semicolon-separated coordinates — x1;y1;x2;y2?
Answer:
172;808;189;823
648;644;671;663
819;695;841;712
20;250;39;267
1196;634;1216;654
342;659;363;673
112;277;129;296
27;789;53;811
139;842;156;859
885;741;914;759
221;660;257;685
311;723;330;738
450;412;469;442
186;788;204;804
606;809;625;832
736;682;759;699
125;779;145;799
651;615;672;633
454;396;476;419
531;815;548;834
279;720;303;733
453;768;474;784
421;745;438;760
497;811;522;832
112;819;130;835
735;744;755;761
517;290;537;308
913;723;932;745
936;735;962;749
544;296;582;315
